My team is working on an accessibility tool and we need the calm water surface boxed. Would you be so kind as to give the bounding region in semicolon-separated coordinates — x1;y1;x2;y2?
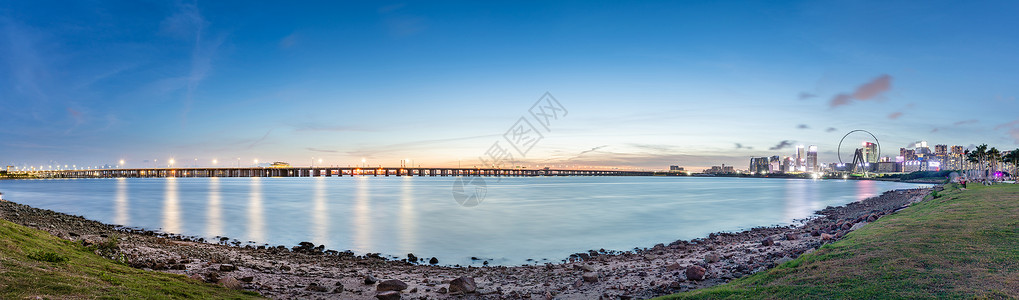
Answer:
0;176;927;265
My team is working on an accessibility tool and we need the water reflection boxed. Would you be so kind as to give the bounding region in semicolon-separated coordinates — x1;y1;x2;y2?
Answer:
207;177;222;237
856;179;876;201
399;177;417;254
783;179;817;222
248;177;265;242
162;177;180;233
114;178;129;225
312;177;328;246
352;177;372;251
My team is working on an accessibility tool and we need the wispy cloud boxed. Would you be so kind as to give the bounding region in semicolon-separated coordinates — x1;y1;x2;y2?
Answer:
826;127;838;133
797;124;809;129
888;111;903;119
798;92;817;100
306;147;338;153
769;140;795;151
161;2;224;125
734;143;753;150
830;74;893;108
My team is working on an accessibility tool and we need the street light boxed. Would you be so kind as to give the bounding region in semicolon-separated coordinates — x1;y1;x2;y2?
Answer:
168;159;175;167
254;159;259;167
212;159;218;165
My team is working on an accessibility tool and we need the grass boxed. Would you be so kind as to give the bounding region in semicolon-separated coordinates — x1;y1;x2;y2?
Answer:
658;183;1019;299
0;218;262;299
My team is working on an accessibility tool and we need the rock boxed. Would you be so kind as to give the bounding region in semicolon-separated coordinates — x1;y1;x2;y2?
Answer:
219;264;236;272
218;277;242;290
840;222;853;230
810;230;820;237
573;264;595;272
366;273;383;283
378;279;408;291
867;213;879;222
306;283;330;292
333;286;344;293
685;265;706;281
761;237;774;246
407;253;417;262
409;287;417;293
665;263;682;271
448;276;477;294
849;222;867;231
582;272;599;283
188;274;203;281
238;276;254;283
437;287;447;294
704;253;721;263
375;290;401;300
785;233;799;240
428;257;439;264
821;233;835;240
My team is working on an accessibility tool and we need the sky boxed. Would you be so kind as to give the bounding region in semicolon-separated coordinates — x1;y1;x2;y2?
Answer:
2;1;1019;171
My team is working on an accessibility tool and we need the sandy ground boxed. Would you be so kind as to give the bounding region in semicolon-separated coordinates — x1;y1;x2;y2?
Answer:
0;186;933;299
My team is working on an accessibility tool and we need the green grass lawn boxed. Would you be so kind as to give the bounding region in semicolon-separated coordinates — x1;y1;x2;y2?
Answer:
659;183;1019;299
0;218;261;299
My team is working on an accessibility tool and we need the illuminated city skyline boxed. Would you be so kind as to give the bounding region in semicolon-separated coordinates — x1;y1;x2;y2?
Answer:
2;1;1019;171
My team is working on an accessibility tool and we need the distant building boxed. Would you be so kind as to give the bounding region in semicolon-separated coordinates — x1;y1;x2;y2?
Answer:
769;156;781;173
934;144;948;156
704;164;735;174
781;157;794;173
270;162;291;168
806;145;818;172
749;157;770;174
669;165;685;172
795;145;805;171
950;145;964;156
875;162;900;173
863;142;878;163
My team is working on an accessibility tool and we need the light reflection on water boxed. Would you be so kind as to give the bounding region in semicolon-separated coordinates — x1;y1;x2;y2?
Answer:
0;177;928;266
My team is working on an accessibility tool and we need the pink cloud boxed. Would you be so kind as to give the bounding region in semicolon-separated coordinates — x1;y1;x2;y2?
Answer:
853;74;892;100
829;74;894;107
888;112;902;119
830;93;853;107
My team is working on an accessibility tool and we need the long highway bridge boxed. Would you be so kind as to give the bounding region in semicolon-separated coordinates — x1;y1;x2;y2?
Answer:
23;167;656;178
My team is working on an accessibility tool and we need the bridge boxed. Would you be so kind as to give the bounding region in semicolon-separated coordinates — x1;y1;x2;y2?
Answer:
24;167;656;178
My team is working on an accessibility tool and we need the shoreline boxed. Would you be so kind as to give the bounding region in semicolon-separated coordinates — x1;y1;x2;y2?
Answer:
0;186;935;299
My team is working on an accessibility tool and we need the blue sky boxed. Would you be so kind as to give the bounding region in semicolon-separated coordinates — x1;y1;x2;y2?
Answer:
2;1;1018;171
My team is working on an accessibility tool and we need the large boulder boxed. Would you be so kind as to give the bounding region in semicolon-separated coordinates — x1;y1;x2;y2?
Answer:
685;265;706;281
704;253;721;263
761;237;774;246
377;279;408;292
217;276;242;290
448;276;477;294
376;290;401;300
582;272;599;283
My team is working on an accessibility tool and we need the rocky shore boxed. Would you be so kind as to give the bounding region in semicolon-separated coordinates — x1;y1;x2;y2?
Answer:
0;186;934;299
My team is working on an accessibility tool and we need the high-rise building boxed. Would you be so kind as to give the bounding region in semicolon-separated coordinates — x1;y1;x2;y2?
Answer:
769;156;781;173
781;157;793;173
934;144;948;156
806;145;818;172
796;145;805;171
950;145;964;156
863;142;878;163
749;157;771;174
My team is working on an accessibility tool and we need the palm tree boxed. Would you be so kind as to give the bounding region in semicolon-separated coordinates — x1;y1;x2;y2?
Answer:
966;144;989;178
988;147;1002;175
1003;149;1019;176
